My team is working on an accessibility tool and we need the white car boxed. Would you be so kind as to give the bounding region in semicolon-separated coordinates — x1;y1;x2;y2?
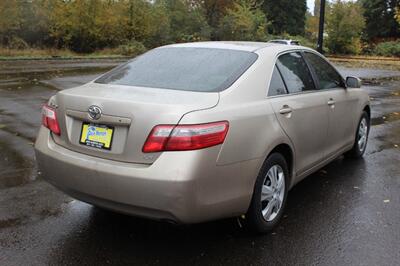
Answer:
269;39;300;45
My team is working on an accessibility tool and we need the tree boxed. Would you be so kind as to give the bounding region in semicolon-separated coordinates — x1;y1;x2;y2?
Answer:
158;0;211;43
314;0;321;16
16;0;54;47
200;0;235;40
48;0;163;52
305;11;319;42
219;0;267;41
49;0;101;52
142;1;171;47
0;0;21;45
262;0;307;35
306;0;329;43
395;5;400;25
326;0;365;54
361;0;400;40
122;0;161;42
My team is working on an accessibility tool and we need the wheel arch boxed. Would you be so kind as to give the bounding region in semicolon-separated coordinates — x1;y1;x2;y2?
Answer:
267;143;295;188
363;105;371;120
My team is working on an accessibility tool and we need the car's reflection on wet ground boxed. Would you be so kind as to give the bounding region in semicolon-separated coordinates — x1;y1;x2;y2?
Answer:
0;60;399;265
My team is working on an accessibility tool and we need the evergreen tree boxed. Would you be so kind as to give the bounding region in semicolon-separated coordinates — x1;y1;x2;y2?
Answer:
361;0;400;40
201;0;235;40
262;0;307;35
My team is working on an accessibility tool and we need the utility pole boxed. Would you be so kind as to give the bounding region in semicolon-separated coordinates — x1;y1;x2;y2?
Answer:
317;0;326;53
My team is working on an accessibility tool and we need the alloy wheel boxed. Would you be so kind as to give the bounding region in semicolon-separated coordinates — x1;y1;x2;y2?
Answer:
261;164;285;222
358;117;368;152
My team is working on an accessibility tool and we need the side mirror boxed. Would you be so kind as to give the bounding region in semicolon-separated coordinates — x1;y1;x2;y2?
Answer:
346;76;362;88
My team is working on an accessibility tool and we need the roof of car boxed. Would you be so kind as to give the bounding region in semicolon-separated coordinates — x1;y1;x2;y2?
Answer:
164;41;288;52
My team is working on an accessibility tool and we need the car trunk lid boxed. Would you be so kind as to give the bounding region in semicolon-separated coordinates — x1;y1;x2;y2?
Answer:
51;82;219;164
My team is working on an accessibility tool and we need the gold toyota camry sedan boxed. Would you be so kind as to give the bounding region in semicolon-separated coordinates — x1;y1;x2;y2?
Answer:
35;42;370;233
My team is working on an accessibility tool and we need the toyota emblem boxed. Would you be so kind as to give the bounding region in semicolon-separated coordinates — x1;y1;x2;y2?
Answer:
88;105;102;120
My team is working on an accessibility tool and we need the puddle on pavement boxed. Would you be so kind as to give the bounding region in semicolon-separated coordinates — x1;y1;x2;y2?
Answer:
369;138;400;155
0;124;36;143
0;107;38;143
368;117;400;154
0;138;35;189
0;108;16;118
371;112;400;125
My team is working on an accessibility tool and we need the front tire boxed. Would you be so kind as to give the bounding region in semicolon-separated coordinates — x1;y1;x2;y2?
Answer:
346;111;370;158
246;153;289;233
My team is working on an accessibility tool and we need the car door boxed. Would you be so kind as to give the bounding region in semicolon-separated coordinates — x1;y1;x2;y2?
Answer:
303;51;358;157
268;51;329;176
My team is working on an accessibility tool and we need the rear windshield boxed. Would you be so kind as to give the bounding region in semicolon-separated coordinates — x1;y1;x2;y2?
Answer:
95;47;258;92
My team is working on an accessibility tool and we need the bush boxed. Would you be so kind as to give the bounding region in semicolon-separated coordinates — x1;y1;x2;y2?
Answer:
373;41;400;57
8;36;29;50
116;41;147;57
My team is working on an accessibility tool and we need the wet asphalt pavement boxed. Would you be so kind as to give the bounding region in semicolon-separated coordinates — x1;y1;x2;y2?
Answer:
0;59;399;266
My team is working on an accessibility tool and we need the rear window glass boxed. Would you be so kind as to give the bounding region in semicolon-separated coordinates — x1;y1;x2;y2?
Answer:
268;65;287;96
277;52;316;93
95;47;258;92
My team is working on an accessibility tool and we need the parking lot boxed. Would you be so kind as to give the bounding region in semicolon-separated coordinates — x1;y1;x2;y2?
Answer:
0;59;399;266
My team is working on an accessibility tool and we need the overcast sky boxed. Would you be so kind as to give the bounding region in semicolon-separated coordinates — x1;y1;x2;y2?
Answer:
307;0;315;13
308;0;354;14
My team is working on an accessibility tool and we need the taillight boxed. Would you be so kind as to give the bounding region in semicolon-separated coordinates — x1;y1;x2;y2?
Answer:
143;121;229;153
42;104;60;135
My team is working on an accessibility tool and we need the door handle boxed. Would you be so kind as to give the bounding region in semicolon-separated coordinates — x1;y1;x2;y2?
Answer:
279;105;292;115
327;99;335;106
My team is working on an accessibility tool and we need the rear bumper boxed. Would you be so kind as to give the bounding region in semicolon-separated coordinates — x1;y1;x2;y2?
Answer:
35;127;260;223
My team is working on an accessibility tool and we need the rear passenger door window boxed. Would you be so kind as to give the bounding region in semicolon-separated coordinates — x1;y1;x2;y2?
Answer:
304;52;344;90
276;52;316;93
268;66;287;96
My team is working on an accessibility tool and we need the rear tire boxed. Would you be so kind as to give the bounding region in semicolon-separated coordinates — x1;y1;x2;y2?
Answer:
245;153;289;233
346;111;370;158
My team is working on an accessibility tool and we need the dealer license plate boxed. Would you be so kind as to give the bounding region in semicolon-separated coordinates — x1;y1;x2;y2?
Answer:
79;123;114;150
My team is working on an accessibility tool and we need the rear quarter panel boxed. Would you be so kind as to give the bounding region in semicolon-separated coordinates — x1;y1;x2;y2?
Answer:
179;48;296;186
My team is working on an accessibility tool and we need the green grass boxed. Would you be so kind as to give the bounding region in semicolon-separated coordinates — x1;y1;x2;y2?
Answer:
0;47;128;60
328;55;400;71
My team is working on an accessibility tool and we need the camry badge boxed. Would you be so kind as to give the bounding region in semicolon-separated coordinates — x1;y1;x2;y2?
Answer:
88;105;102;120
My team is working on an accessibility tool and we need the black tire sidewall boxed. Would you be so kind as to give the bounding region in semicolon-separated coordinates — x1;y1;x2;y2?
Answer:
246;153;290;233
352;111;370;157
